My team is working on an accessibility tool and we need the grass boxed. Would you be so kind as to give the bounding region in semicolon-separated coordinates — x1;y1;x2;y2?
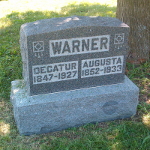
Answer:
0;0;150;149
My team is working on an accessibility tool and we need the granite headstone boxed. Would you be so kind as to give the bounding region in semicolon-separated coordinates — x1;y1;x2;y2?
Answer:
20;16;129;96
11;16;139;135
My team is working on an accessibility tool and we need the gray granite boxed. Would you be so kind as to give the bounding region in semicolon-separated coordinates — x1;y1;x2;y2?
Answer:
11;76;139;135
20;16;129;96
11;16;139;136
20;16;129;36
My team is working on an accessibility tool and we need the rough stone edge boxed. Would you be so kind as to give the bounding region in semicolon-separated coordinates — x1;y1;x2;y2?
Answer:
20;16;129;36
10;76;139;135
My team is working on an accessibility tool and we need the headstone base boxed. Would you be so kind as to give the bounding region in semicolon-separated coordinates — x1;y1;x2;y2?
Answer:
10;76;139;135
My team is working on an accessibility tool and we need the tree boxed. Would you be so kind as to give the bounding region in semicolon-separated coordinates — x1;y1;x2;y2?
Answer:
116;0;150;63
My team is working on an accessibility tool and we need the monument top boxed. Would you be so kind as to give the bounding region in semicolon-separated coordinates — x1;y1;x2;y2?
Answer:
21;16;129;36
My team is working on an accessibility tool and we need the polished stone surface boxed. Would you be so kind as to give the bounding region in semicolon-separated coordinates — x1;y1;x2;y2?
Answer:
20;16;129;95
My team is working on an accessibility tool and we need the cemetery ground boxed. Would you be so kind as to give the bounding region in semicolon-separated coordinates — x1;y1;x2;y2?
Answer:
0;0;150;149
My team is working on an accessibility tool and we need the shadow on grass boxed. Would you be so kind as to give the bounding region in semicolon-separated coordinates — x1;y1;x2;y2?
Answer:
0;2;116;99
61;2;116;17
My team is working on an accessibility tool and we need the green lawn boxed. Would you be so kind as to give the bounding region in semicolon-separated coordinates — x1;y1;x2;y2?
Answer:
0;0;150;149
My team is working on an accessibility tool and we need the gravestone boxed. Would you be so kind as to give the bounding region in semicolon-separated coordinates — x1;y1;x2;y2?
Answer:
20;16;128;96
10;16;139;135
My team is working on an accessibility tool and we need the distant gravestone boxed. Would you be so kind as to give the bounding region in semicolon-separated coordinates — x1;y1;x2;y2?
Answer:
11;16;139;135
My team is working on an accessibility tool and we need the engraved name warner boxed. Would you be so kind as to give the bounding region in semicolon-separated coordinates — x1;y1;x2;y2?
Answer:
49;35;110;57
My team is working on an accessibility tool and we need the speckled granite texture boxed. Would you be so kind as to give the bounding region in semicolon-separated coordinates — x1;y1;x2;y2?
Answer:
11;76;139;135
